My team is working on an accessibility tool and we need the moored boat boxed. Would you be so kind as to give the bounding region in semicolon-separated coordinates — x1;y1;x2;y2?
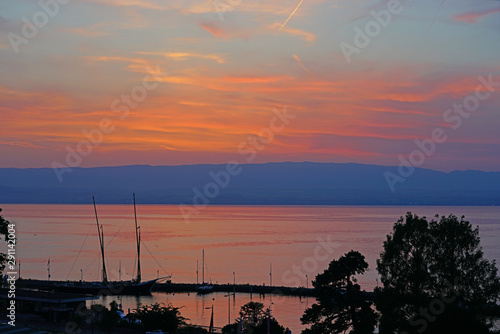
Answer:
54;278;158;295
51;194;169;296
197;249;213;294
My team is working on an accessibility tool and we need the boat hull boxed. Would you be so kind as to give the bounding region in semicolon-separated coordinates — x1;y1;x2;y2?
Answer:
52;279;157;296
197;285;214;295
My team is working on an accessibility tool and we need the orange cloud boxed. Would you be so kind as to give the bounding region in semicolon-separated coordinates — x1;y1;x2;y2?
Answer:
292;54;311;73
87;56;159;74
453;7;500;23
82;0;302;15
2;62;499;169
200;22;229;39
62;24;110;38
84;0;167;10
139;51;226;64
0;141;45;149
271;23;316;43
222;76;294;84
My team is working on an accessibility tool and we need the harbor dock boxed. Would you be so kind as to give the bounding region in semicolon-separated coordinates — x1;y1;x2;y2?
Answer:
18;279;316;297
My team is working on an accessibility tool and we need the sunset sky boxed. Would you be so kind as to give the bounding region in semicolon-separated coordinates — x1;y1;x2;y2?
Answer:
1;0;499;171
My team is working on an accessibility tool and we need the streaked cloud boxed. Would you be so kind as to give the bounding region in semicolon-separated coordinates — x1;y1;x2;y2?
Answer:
83;0;168;10
271;23;317;43
88;56;155;73
0;140;45;150
453;7;500;23
199;22;229;39
139;51;227;64
61;23;110;38
293;54;311;73
1;0;499;171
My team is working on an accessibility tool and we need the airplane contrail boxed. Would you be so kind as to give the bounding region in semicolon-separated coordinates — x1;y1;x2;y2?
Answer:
428;0;446;31
275;0;305;36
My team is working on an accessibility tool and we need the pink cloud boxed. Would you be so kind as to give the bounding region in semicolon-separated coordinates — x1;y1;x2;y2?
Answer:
453;7;500;24
199;22;229;39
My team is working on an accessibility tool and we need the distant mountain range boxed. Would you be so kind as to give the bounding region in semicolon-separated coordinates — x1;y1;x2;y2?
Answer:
0;162;499;205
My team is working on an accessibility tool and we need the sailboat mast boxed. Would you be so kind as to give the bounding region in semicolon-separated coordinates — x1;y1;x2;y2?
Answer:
202;249;205;284
100;226;108;284
270;263;272;287
134;193;141;283
93;196;108;285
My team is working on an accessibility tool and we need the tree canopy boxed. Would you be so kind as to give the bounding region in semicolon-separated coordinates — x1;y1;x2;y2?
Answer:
301;250;378;334
134;302;187;332
222;301;288;334
0;208;11;274
99;301;122;331
376;212;500;334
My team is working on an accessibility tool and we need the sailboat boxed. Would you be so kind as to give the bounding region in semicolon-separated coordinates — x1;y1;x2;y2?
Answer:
196;249;214;294
54;195;168;295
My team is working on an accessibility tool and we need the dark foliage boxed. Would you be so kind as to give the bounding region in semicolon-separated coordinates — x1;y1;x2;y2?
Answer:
222;301;289;334
301;250;378;334
135;302;187;332
376;213;500;334
99;301;122;332
178;324;209;333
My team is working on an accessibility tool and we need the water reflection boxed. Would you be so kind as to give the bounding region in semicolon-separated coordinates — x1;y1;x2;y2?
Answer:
93;292;311;333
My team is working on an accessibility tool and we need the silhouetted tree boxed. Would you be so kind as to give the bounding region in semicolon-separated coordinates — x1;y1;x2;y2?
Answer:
251;317;288;334
301;250;378;334
135;302;187;332
222;301;289;334
240;301;267;328
376;213;500;334
99;301;121;332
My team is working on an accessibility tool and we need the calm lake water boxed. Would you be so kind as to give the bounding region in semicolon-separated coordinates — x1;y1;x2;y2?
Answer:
3;204;500;332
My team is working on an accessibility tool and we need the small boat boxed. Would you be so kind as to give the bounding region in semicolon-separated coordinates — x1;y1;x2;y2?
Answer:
197;249;213;295
52;194;169;295
196;284;214;294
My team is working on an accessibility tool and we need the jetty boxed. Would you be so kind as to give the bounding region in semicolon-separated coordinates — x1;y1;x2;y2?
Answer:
155;282;316;296
18;279;316;297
